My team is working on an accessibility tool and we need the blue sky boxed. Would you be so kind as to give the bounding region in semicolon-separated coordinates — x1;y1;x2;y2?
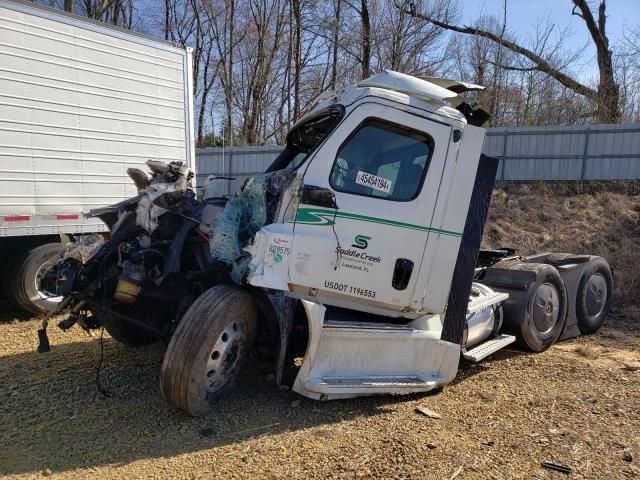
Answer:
460;0;639;80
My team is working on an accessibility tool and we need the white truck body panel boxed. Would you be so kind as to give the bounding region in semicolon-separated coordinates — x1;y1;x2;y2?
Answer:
0;0;194;237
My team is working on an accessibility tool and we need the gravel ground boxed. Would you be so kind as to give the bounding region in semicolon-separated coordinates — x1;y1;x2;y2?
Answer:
0;305;638;480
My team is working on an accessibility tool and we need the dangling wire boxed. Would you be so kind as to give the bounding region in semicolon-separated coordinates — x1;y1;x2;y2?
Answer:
95;260;112;397
330;192;342;270
95;326;112;397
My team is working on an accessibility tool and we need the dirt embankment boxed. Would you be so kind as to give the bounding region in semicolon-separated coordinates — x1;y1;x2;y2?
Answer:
483;182;640;309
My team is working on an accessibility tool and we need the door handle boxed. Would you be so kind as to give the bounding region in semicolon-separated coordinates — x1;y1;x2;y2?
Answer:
392;258;414;290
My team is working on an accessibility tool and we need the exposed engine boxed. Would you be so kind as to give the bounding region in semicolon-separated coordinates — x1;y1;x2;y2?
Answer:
39;160;229;350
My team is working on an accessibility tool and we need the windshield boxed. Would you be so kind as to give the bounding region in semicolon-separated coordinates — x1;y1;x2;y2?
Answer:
266;106;343;172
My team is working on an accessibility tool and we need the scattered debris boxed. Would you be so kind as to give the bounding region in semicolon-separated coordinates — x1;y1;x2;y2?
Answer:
449;465;464;480
415;406;442;419
42;468;53;476
481;440;495;447
426;442;437;449
290;399;301;408
541;462;572;474
622;361;640;372
623;452;634;463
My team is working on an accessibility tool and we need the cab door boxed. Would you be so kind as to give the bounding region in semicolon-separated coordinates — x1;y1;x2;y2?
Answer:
288;102;456;313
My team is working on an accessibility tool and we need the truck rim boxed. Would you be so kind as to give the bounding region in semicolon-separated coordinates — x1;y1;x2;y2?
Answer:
532;283;559;334
204;321;243;393
34;259;62;304
585;273;607;319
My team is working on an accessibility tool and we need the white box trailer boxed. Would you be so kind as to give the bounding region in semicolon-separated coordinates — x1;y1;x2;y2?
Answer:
0;0;195;312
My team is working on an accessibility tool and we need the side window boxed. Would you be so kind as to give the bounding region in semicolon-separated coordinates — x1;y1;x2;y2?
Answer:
329;119;433;201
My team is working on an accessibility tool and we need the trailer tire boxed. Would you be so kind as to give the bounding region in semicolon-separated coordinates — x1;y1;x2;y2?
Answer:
1;247;26;308
575;258;613;335
160;285;257;417
9;243;64;314
517;266;567;352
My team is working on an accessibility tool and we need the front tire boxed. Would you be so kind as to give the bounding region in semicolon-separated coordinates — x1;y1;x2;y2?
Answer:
160;285;257;416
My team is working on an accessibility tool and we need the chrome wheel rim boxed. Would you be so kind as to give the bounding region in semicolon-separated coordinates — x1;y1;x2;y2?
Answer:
34;259;63;304
532;283;559;334
204;320;244;393
585;273;607;319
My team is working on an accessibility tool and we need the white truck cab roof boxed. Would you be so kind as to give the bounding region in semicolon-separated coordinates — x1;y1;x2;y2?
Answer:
302;70;489;129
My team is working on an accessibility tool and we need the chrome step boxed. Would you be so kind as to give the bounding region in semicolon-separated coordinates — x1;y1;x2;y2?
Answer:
323;320;414;331
462;334;516;362
466;291;509;315
320;375;429;388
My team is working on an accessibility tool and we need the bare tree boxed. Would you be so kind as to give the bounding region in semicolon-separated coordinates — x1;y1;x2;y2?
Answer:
399;0;621;123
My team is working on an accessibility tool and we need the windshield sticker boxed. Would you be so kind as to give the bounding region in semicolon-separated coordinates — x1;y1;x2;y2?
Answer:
355;171;392;193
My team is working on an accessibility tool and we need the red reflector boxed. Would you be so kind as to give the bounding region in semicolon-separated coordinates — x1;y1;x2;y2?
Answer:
4;215;30;222
56;214;79;220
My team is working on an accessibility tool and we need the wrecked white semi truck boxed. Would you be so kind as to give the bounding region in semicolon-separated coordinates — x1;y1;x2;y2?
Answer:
43;70;613;416
0;0;195;313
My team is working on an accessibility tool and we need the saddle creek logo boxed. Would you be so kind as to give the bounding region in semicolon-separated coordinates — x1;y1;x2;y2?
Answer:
351;234;371;250
332;234;381;271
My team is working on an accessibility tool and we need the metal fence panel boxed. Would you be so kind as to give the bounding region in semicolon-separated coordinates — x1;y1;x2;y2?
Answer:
197;124;640;195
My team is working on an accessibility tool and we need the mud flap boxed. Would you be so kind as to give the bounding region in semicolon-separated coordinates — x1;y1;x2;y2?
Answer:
441;154;499;344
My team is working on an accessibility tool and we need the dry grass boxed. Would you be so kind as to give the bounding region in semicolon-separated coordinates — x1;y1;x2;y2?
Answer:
482;182;640;309
574;344;601;360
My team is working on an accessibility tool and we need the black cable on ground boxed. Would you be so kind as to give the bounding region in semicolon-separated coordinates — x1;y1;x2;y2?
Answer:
95;326;112;397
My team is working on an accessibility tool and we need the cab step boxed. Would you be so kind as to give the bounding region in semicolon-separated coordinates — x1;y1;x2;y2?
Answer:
466;291;509;315
320;375;431;389
462;334;516;362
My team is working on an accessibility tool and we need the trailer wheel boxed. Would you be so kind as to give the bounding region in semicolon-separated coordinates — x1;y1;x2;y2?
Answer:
160;285;257;416
1;247;26;308
517;266;567;352
575;258;613;334
9;243;64;314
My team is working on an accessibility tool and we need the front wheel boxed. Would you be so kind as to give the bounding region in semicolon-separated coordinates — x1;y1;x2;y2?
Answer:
160;285;257;416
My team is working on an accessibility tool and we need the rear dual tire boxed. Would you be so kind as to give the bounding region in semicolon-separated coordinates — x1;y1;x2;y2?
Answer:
2;243;64;314
575;258;613;334
516;265;567;353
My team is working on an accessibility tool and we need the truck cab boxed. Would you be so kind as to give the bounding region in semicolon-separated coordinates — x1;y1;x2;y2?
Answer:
241;70;502;399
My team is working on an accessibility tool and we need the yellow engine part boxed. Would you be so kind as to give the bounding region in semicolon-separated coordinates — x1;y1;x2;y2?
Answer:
114;278;140;303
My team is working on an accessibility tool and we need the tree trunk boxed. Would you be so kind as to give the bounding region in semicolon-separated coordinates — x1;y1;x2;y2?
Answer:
64;0;74;13
360;0;370;79
576;0;620;122
227;0;235;147
292;0;302;121
164;0;170;41
331;0;340;89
